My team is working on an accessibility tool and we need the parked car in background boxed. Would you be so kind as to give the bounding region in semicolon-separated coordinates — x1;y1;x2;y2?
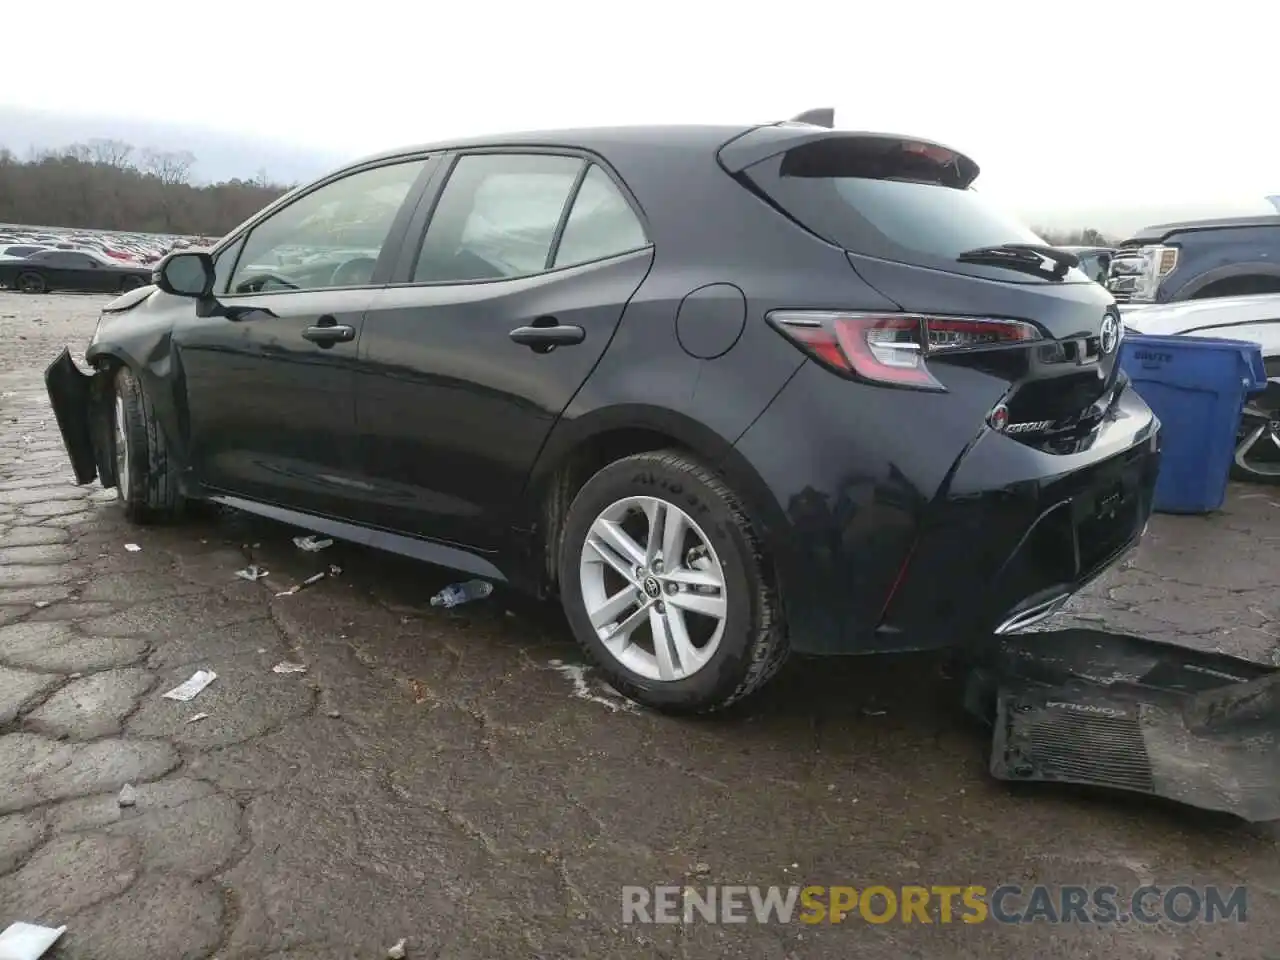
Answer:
1108;214;1280;304
1122;294;1280;483
0;244;50;261
43;110;1160;713
1058;245;1113;285
0;248;152;294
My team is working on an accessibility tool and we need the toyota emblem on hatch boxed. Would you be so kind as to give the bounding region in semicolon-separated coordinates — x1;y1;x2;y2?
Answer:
1099;314;1119;355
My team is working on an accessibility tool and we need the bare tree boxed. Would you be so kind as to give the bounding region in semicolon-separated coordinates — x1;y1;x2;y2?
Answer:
62;142;92;163
88;138;134;169
141;149;196;186
0;139;289;235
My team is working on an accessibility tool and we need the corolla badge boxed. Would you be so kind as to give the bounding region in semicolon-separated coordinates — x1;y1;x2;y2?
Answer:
1099;314;1119;355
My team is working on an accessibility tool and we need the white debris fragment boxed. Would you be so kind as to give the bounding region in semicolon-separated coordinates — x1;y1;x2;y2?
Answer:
547;660;637;713
235;564;268;582
293;535;334;552
328;564;342;576
272;662;307;675
162;670;217;702
0;921;67;960
186;713;209;724
124;543;141;552
386;938;407;959
276;571;326;597
118;784;137;807
33;601;50;609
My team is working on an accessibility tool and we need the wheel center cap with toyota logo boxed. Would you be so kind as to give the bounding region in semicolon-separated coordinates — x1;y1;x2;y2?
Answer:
642;576;662;599
1100;314;1119;356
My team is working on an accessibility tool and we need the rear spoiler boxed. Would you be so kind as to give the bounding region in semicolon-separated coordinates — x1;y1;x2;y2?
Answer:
790;107;835;128
718;117;981;188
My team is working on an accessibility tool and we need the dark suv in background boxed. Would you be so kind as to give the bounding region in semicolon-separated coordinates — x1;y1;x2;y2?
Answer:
45;109;1161;714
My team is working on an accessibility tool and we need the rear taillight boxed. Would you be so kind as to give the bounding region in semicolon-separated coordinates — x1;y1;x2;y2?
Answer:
767;311;1042;391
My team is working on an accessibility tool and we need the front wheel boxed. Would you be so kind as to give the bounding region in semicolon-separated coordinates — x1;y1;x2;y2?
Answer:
17;272;46;294
557;450;788;714
113;366;184;522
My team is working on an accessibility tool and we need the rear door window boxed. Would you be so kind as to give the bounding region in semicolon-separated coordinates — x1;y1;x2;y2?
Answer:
413;153;584;283
553;165;648;268
741;137;1084;282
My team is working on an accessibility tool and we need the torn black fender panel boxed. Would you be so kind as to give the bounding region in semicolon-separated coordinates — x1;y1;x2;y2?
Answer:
44;348;99;485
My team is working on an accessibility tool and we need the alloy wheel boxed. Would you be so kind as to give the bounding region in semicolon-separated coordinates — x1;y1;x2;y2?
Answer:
115;393;130;500
578;495;728;682
1234;392;1280;480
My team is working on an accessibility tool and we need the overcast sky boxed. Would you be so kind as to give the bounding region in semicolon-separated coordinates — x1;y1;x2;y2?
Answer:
4;0;1275;232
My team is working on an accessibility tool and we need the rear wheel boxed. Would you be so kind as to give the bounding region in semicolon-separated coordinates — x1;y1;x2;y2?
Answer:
557;450;788;714
113;366;184;522
16;272;46;294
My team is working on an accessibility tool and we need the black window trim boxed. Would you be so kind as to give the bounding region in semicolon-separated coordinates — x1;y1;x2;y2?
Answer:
389;145;654;289
217;152;441;300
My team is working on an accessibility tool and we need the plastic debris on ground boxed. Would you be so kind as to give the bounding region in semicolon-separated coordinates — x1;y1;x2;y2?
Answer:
387;938;408;959
272;662;307;675
161;669;217;702
293;535;334;552
186;712;209;724
429;579;493;608
117;783;137;807
124;543;141;552
275;571;326;597
235;564;268;582
0;922;67;960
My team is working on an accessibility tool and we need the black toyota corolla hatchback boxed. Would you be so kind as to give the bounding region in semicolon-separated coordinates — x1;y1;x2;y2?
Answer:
44;110;1161;713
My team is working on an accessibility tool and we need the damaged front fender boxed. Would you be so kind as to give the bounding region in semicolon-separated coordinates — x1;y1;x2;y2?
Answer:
44;348;103;485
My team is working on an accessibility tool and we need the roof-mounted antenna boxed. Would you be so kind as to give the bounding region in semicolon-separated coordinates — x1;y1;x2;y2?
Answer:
790;108;835;128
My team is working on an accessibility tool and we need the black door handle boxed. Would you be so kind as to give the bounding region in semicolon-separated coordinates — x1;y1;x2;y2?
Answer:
509;320;585;352
302;315;355;347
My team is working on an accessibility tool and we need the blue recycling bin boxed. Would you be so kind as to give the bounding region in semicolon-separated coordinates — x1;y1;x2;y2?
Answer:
1118;333;1268;514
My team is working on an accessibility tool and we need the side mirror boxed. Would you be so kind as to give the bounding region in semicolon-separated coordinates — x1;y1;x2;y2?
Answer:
154;251;215;298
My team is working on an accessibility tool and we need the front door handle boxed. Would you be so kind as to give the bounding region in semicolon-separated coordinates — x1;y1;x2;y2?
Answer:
302;315;355;348
509;321;585;353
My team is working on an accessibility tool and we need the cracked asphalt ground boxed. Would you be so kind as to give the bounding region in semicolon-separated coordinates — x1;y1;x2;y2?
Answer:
2;293;1279;960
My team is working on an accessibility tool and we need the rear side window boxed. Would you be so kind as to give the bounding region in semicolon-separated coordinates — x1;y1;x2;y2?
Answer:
741;137;1050;275
414;153;584;283
553;165;648;268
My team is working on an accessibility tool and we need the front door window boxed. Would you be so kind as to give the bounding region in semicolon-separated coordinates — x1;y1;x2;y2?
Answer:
228;159;428;294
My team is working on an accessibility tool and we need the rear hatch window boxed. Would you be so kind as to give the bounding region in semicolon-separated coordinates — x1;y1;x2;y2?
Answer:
739;137;1091;284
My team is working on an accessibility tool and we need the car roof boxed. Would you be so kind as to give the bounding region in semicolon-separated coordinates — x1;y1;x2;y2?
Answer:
350;124;757;168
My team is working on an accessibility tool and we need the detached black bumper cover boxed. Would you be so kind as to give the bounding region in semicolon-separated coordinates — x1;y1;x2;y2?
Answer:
44;347;98;485
968;630;1280;821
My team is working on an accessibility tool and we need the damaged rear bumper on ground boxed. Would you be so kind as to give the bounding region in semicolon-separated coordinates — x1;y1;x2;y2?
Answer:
967;629;1280;821
44;347;101;485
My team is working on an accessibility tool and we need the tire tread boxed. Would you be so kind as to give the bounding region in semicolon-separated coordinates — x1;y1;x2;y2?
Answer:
116;366;183;523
